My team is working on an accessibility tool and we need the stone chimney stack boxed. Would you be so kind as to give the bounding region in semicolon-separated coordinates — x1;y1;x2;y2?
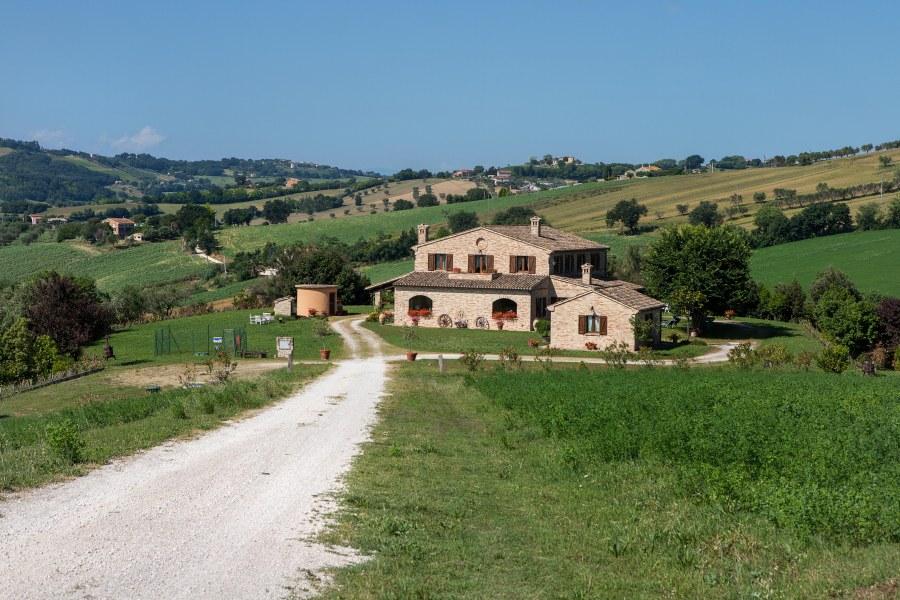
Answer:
417;223;429;245
581;263;592;285
530;216;542;237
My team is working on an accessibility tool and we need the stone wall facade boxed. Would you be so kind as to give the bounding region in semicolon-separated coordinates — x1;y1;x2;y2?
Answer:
414;229;553;275
549;292;662;351
395;286;538;331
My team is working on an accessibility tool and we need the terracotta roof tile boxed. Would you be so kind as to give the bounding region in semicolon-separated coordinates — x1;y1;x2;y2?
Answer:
598;286;665;311
394;271;547;291
482;225;607;251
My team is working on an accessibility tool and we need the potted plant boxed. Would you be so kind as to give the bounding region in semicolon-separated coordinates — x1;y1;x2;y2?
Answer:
313;319;332;360
403;326;418;361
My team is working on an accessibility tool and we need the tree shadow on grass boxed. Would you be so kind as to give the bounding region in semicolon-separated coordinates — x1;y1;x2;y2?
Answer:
118;359;152;367
701;320;798;342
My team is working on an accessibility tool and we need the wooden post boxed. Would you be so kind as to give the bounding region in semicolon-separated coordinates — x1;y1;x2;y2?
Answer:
438;354;445;373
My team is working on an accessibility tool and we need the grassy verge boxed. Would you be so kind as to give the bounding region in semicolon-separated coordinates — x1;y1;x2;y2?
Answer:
0;364;327;491
320;363;900;598
363;321;710;359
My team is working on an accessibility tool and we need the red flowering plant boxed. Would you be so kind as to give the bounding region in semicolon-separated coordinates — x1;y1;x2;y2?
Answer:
491;310;518;321
407;308;432;318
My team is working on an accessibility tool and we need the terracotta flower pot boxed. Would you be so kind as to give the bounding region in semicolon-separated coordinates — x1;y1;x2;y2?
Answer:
319;349;331;360
406;351;418;362
496;321;504;330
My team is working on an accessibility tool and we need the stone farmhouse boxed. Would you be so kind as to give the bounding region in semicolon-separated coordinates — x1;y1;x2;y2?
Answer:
369;217;664;350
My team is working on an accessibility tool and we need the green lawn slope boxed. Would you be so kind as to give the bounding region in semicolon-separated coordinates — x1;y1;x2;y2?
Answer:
0;241;208;292
751;229;900;296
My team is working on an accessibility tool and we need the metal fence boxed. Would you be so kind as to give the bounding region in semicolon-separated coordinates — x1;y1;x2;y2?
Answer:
154;325;249;356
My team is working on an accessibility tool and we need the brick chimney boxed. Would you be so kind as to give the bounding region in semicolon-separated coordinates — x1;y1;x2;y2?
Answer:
530;216;542;237
581;263;592;285
417;223;429;245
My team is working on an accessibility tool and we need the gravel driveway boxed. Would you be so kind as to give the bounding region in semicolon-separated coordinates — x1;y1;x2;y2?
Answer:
0;318;387;599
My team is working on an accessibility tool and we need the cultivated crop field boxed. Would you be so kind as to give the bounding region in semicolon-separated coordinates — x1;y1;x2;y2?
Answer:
321;364;900;598
0;241;209;292
751;229;900;296
535;148;900;233
216;191;545;255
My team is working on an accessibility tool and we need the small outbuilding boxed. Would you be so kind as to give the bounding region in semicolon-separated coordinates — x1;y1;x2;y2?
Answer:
295;284;340;317
547;286;664;351
273;296;295;317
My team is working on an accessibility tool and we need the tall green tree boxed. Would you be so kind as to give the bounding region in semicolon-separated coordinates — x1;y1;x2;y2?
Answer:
643;225;756;331
605;198;648;234
688;201;723;227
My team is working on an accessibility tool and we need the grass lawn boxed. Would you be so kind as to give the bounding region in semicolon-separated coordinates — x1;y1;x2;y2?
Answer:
320;363;900;598
183;278;259;306
359;259;413;284
0;365;327;491
88;309;345;366
751;229;900;297
362;322;709;359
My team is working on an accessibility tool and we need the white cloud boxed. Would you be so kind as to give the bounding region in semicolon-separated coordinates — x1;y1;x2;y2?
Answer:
108;126;165;152
30;129;70;149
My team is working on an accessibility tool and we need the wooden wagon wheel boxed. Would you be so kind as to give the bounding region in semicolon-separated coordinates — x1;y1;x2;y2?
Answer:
475;316;490;329
438;314;453;328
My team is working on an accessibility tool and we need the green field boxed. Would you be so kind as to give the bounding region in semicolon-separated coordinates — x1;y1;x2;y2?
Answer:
217;191;551;255
359;259;413;284
0;241;209;292
321;364;900;598
751;229;900;296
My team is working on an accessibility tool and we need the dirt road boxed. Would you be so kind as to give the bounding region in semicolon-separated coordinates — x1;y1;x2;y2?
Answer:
0;318;387;599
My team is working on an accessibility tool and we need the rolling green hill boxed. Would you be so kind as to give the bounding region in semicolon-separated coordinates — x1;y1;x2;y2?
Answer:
0;241;208;292
534;148;900;234
751;229;900;296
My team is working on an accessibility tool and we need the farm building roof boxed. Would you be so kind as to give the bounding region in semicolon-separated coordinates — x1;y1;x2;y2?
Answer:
393;271;546;291
548;287;665;312
483;225;606;252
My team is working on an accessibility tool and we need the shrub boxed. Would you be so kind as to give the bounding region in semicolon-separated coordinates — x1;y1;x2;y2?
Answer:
527;338;541;348
755;344;793;368
668;332;681;344
45;420;85;464
497;347;521;369
534;319;551;338
816;344;850;373
599;341;632;368
795;351;814;371
584;341;598;351
460;350;485;372
365;311;380;323
727;342;756;368
200;396;216;414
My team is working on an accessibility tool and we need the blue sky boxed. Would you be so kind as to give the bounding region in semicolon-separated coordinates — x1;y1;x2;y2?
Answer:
1;1;897;173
